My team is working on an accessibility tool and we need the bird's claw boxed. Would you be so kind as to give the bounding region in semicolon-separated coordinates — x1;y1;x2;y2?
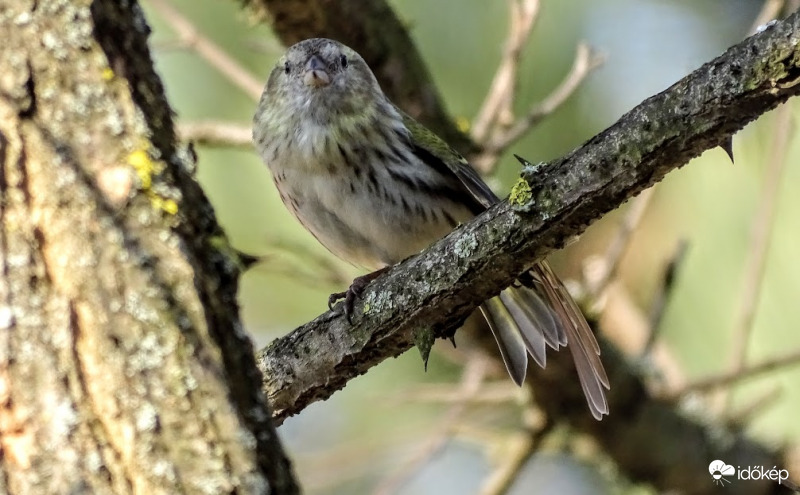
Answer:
327;284;363;323
327;292;344;312
328;267;389;323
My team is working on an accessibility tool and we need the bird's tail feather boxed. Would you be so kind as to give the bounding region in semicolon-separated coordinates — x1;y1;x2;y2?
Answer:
479;261;609;420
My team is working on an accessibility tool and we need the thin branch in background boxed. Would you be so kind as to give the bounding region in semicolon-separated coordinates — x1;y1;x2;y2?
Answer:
479;438;536;495
372;354;491;495
253;260;344;291
718;0;800;429
716;2;797;413
178;121;253;148
243;37;285;57
665;347;800;399
642;240;688;357
478;416;551;495
583;188;656;302
389;382;520;405
726;386;783;430
150;38;194;52
296;433;421;492
473;43;605;173
486;43;605;153
259;238;352;288
471;0;541;144
148;0;263;100
721;102;794;413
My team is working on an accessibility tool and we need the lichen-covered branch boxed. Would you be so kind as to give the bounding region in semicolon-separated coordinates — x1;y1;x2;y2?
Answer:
0;1;297;493
257;11;800;495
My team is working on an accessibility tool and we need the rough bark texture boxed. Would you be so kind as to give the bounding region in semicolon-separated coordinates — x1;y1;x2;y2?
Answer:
255;8;800;495
240;0;474;153
0;1;298;494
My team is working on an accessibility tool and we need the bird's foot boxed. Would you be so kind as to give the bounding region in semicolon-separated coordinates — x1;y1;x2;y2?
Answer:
328;267;390;322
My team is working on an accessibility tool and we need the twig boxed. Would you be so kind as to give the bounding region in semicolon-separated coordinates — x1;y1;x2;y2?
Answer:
716;4;797;412
478;414;552;495
147;0;263;100
492;43;605;151
178;121;253;148
726;386;782;430
372;355;490;495
262;238;352;288
665;347;800;399
584;188;655;300
642;240;688;356
478;434;535;495
471;0;541;143
296;435;416;492
388;382;520;405
253;261;344;292
722;100;793;412
473;43;605;172
150;38;193;52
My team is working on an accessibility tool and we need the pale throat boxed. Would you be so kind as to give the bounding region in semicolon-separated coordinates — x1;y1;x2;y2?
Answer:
289;94;395;161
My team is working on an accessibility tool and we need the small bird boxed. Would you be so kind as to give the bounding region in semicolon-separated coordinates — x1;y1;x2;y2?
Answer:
253;38;609;419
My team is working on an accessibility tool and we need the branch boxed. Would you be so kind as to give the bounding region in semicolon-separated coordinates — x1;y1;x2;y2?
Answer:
178;120;253;148
257;11;800;494
722;100;793;412
643;239;688;356
150;0;263;99
373;355;490;495
471;0;541;143
472;42;605;173
478;424;545;495
584;187;655;300
667;348;800;398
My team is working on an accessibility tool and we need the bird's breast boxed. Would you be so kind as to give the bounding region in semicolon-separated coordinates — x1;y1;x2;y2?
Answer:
270;142;473;270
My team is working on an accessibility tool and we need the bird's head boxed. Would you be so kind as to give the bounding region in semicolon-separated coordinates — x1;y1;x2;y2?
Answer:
262;38;385;125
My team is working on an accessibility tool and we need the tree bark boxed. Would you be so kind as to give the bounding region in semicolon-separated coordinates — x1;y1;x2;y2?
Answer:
0;1;297;493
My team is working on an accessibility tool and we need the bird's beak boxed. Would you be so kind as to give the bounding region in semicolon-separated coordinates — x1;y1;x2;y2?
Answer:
304;55;331;88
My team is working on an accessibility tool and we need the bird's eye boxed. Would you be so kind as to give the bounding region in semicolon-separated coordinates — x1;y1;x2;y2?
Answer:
284;62;290;74
340;55;348;68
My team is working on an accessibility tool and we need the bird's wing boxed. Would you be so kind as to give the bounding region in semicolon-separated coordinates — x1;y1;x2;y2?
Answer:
400;111;499;210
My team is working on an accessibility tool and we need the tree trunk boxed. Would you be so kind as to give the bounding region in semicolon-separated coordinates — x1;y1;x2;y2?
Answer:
0;1;297;493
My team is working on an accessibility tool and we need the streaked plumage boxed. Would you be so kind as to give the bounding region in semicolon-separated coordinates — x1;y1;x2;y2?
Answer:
253;38;609;419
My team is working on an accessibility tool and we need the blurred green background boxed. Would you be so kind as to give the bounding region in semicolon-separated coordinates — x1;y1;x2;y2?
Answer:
143;0;798;493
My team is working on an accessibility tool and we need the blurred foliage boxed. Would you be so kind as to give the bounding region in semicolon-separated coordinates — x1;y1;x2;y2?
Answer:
143;0;799;492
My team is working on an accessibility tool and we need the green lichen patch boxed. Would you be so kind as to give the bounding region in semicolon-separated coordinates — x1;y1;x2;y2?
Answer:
509;177;533;209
